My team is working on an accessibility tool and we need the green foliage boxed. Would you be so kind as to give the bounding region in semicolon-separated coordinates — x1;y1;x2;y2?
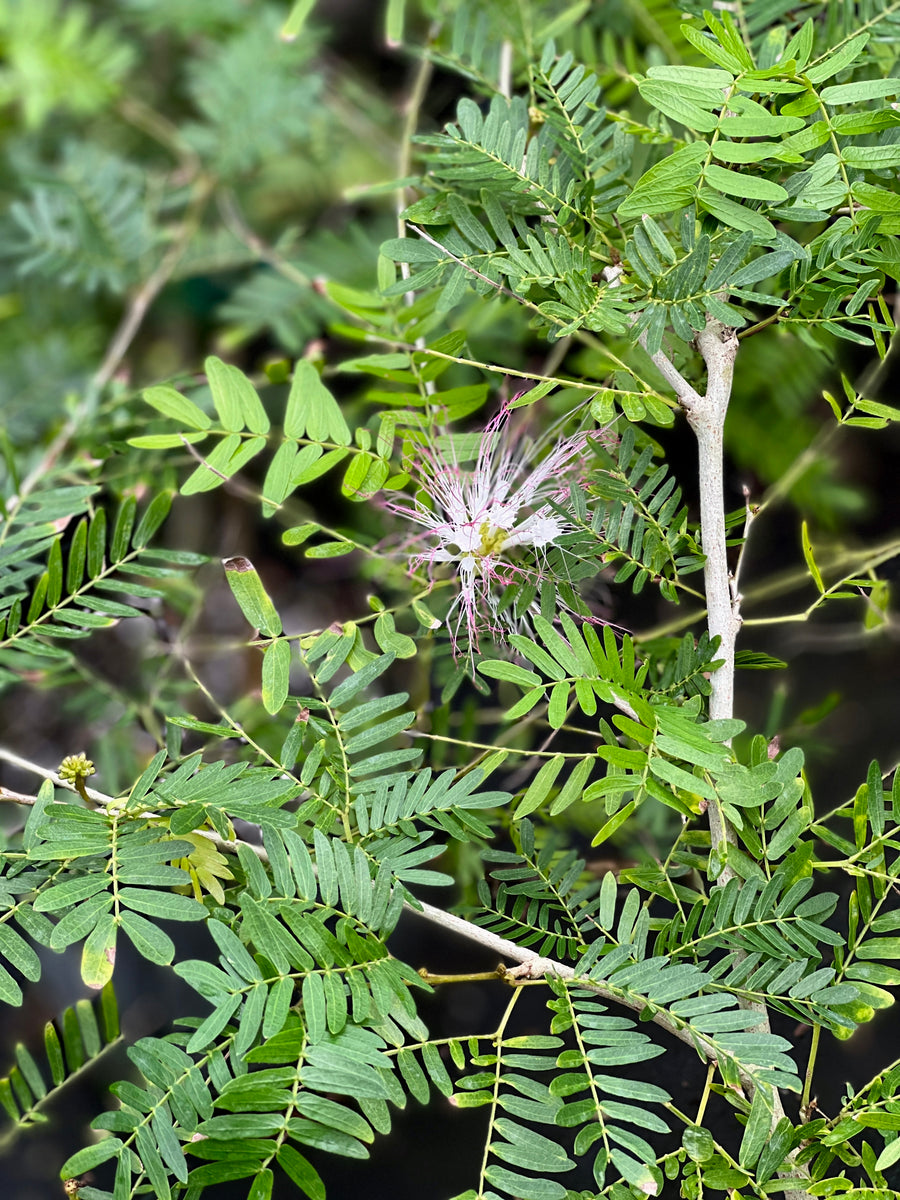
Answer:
0;983;120;1135
181;10;325;178
2;3;900;1200
8;142;159;295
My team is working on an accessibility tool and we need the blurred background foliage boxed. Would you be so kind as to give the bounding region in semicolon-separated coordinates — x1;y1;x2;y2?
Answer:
0;0;888;517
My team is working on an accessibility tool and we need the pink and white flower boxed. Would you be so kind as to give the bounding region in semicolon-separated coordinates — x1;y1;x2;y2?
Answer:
386;403;600;657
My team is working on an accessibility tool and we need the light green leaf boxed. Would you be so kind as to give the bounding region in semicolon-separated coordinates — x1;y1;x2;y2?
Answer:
484;1165;566;1199
821;78;900;105
650;757;717;800
516;755;565;819
223;556;283;636
283;522;320;546
206;355;269;434
875;1135;900;1172
186;994;242;1053
180;433;267;494
683;1126;715;1162
618;142;708;221
262;638;292;714
285;360;352;445
646;65;734;87
801;521;824;593
718;114;803;136
739;1083;774;1168
374;610;416;658
549;757;593;816
81;915;117;990
281;0;316;40
805;34;869;85
294;446;348;486
704;164;787;202
341;452;389;500
697;190;776;239
128;433;208;449
262;441;299;514
680;22;749;72
143;385;211;430
591;800;636;847
34;874;110;913
305;540;355;559
843;145;900;169
638;81;720;132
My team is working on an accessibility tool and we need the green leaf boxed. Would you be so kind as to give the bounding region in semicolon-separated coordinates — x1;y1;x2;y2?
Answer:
262;638;292;714
283;522;320;546
46;537;63;608
208;918;263;981
843;144;900;169
646;65;734;88
285;360;351;445
281;0;316;40
591;800;636;847
129;433;208;449
181;433;267;494
34;875;111;912
821;80;899;106
618;142;708;221
112;496;135;561
698;190;776;238
186;994;242;1053
483;1164;566;1199
341;451;389;501
120;910;176;965
704;164;787;203
650;757;717;800
516;755;565;819
739;1083;774;1168
718;114;803;136
144;385;212;430
60;1137;125;1177
380;236;445;264
248;1169;275;1200
132;492;173;549
305;540;355;559
855;937;900;960
81;915;117;990
276;1145;325;1200
262;441;299;514
801;521;824;593
805;34;868;85
638;81;720;132
549;757;593;816
875;1135;900;1173
66;518;87;593
117;889;207;921
206;355;270;434
680;22;749;72
373;611;416;658
223;556;283;637
683;1126;715;1162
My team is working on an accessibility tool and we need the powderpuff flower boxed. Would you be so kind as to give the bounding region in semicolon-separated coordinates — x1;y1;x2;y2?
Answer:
385;403;600;658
